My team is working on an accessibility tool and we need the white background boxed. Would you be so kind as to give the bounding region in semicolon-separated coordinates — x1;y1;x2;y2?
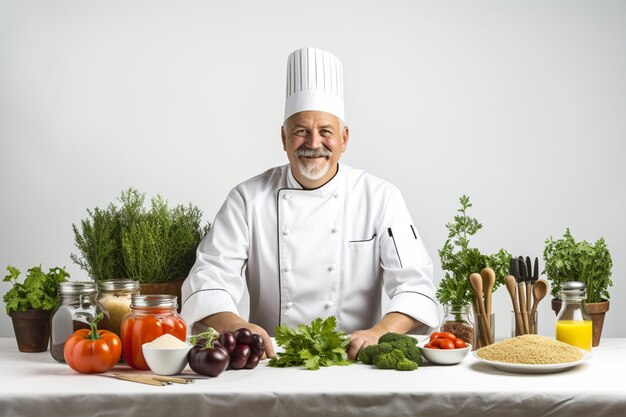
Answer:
1;0;624;340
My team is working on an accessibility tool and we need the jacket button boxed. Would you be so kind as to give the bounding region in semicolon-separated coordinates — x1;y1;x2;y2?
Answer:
282;229;291;236
283;194;292;200
325;301;334;308
333;193;339;199
331;228;338;234
283;266;291;273
286;302;294;309
328;264;336;271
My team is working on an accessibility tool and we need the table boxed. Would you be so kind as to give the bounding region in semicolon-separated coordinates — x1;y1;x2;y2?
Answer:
1;337;624;417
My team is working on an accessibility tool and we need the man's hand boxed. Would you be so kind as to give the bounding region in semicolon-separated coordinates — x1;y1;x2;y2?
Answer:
199;312;276;358
347;328;385;361
347;312;421;361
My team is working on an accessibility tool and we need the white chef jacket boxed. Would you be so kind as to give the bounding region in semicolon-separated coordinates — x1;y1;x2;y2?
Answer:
181;163;439;335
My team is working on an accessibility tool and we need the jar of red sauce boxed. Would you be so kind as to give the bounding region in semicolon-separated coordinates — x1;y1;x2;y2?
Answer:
120;294;186;370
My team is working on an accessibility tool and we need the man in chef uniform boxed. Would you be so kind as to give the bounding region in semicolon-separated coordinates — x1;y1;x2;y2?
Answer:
181;47;438;360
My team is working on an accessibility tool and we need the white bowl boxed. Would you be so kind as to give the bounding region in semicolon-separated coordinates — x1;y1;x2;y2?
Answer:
418;341;471;365
142;343;192;375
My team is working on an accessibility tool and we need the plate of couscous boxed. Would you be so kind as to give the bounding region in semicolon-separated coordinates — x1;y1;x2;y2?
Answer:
472;335;591;374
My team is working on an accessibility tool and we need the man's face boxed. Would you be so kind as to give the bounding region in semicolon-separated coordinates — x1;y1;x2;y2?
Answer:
281;111;349;189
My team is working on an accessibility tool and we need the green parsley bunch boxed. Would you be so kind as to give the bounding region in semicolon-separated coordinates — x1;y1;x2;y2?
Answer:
268;316;351;370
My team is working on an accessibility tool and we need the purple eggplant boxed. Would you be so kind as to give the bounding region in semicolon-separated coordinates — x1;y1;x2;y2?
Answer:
249;334;265;357
244;352;261;369
219;331;237;354
229;344;251;370
188;328;230;377
234;328;253;345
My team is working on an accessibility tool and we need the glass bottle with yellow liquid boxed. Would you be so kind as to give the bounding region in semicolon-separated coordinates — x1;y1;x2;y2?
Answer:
555;281;592;351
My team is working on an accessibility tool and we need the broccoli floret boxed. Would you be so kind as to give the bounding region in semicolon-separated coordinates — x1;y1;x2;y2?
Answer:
358;332;422;370
378;332;415;344
357;342;393;365
377;332;423;367
357;344;377;365
396;358;418;371
373;349;407;369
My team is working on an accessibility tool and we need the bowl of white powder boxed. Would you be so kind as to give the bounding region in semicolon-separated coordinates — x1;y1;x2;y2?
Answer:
142;334;192;375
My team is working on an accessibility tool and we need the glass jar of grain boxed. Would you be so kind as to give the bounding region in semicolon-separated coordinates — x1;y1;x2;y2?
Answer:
49;281;110;362
556;281;592;351
97;279;140;338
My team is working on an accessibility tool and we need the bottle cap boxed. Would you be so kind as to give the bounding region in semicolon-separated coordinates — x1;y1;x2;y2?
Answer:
560;281;586;298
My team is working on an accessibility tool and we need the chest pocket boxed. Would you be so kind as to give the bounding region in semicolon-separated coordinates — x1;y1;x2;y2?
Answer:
347;234;378;282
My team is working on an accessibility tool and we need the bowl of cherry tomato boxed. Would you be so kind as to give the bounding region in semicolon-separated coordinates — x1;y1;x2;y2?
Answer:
418;332;471;365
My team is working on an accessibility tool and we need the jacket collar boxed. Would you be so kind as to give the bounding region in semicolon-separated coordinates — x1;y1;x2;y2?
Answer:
286;163;345;196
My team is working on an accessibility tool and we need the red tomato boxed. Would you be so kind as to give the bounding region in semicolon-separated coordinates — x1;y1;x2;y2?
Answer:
431;338;456;349
64;314;121;374
429;332;457;342
424;343;440;349
454;338;467;348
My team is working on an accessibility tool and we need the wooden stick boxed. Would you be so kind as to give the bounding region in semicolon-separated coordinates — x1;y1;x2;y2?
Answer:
469;273;493;346
525;281;532;333
111;374;167;386
152;375;195;384
517;283;529;334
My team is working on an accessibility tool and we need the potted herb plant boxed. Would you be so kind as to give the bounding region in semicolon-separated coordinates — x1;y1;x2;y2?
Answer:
437;195;511;345
544;228;613;346
71;188;210;306
3;265;69;352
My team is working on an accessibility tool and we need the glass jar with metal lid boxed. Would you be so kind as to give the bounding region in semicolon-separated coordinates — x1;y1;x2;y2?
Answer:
120;294;187;370
555;281;592;351
49;281;110;362
97;279;140;338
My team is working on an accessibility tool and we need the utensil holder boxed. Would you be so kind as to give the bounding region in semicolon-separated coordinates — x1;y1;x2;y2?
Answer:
511;310;538;337
473;313;495;349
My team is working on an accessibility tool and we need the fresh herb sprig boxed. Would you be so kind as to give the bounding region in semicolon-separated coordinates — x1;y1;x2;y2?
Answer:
3;265;70;314
71;188;210;283
268;316;351;370
544;228;613;303
437;195;511;308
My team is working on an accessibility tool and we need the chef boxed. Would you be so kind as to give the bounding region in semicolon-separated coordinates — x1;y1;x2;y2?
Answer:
181;47;438;360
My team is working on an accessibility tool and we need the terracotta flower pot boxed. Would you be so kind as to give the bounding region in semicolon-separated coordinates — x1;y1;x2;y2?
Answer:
9;309;52;352
139;278;185;312
551;298;609;347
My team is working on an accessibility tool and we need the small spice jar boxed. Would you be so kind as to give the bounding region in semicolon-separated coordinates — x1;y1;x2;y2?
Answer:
49;281;110;362
97;279;140;338
120;294;187;370
555;281;592;351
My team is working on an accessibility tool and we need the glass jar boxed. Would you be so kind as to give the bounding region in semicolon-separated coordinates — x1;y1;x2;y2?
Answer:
555;281;592;351
49;281;110;362
97;279;140;338
441;304;474;346
120;294;187;370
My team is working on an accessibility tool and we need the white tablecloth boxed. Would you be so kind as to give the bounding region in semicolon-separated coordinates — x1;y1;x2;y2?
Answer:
0;337;624;417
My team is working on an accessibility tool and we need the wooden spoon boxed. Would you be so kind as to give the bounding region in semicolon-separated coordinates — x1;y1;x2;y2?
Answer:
469;272;492;346
530;279;549;334
505;274;522;336
480;268;496;318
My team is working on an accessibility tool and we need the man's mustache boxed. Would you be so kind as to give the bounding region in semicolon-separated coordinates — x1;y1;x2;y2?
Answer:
295;147;331;158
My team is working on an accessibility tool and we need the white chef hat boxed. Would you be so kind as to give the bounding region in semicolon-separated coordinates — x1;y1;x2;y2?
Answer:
284;47;344;122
